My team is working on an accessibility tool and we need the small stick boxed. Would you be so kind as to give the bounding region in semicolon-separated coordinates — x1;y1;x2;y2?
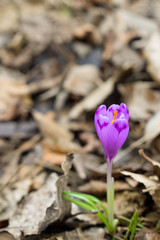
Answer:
139;149;155;162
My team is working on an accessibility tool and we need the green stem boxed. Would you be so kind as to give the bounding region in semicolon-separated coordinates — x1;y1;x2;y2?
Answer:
107;159;114;230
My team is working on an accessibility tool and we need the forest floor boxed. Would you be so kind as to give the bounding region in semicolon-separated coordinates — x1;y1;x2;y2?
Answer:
0;0;160;239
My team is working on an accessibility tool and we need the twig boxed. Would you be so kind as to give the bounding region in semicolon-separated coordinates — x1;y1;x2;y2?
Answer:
139;149;155;162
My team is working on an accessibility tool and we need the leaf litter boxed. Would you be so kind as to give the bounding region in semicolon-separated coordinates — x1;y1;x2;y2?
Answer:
0;0;160;239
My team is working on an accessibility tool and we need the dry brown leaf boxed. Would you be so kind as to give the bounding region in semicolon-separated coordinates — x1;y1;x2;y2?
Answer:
75;213;102;227
0;179;31;222
7;173;58;239
68;74;118;119
7;32;25;53
0;231;16;240
125;177;138;188
121;171;160;207
112;46;144;71
151;0;160;25
43;147;66;165
139;149;160;178
152;189;160;208
0;121;37;138
63;64;100;96
65;227;105;240
73;153;105;180
0;2;18;33
118;82;160;120
7;154;73;239
115;111;160;162
144;32;160;83
144;110;160;140
33;110;80;153
115;191;146;217
0;75;32;121
79;132;100;153
121;171;158;193
22;15;54;45
17;134;41;154
78;180;130;197
0;135;41;187
115;9;158;37
72;42;91;58
84;227;106;240
143;210;160;227
73;23;102;45
135;228;160;240
11;75;62;96
20;3;75;44
78;180;107;197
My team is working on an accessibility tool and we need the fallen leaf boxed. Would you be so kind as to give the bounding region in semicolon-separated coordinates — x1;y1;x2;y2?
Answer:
0;3;18;33
111;46;144;71
144;32;160;83
115;9;158;37
63;64;100;96
78;180;131;197
143;211;160;228
152;189;160;208
135;227;160;240
83;226;106;240
42;147;66;165
0;231;16;240
0;74;32;121
7;173;58;239
115;111;160;162
115;191;146;217
68;73;119;119
72;42;91;58
139;149;160;178
0;135;41;186
118;82;160;120
78;180;107;197
73;23;102;45
121;171;160;207
144;110;160;141
121;171;158;193
7;154;73;239
79;132;100;153
33;110;80;153
73;153;105;180
74;213;102;227
0;179;31;221
0;121;37;138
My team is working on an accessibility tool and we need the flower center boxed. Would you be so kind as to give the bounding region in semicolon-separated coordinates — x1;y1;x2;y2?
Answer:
111;110;118;124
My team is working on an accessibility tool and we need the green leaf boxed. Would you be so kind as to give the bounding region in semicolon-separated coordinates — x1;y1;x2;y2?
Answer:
97;211;113;232
121;216;143;229
124;210;142;240
81;193;109;218
63;192;108;217
63;192;98;210
62;191;113;233
63;195;95;211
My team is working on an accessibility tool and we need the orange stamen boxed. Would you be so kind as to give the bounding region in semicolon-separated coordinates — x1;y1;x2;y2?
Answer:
111;110;118;124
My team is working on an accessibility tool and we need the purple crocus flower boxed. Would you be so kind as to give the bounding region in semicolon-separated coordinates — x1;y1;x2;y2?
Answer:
94;103;129;161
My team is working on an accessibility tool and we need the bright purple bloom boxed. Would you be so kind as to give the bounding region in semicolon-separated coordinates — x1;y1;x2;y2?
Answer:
94;103;129;161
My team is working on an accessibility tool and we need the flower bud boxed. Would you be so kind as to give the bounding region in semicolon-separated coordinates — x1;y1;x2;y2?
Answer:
94;104;129;161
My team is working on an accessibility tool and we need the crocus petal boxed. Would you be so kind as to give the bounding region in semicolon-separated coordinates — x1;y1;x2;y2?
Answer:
94;108;110;150
95;104;107;116
113;118;129;153
119;103;129;121
106;104;120;122
101;123;119;160
94;103;129;162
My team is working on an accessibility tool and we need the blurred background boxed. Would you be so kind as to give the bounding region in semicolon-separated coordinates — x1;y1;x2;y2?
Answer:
0;0;160;239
